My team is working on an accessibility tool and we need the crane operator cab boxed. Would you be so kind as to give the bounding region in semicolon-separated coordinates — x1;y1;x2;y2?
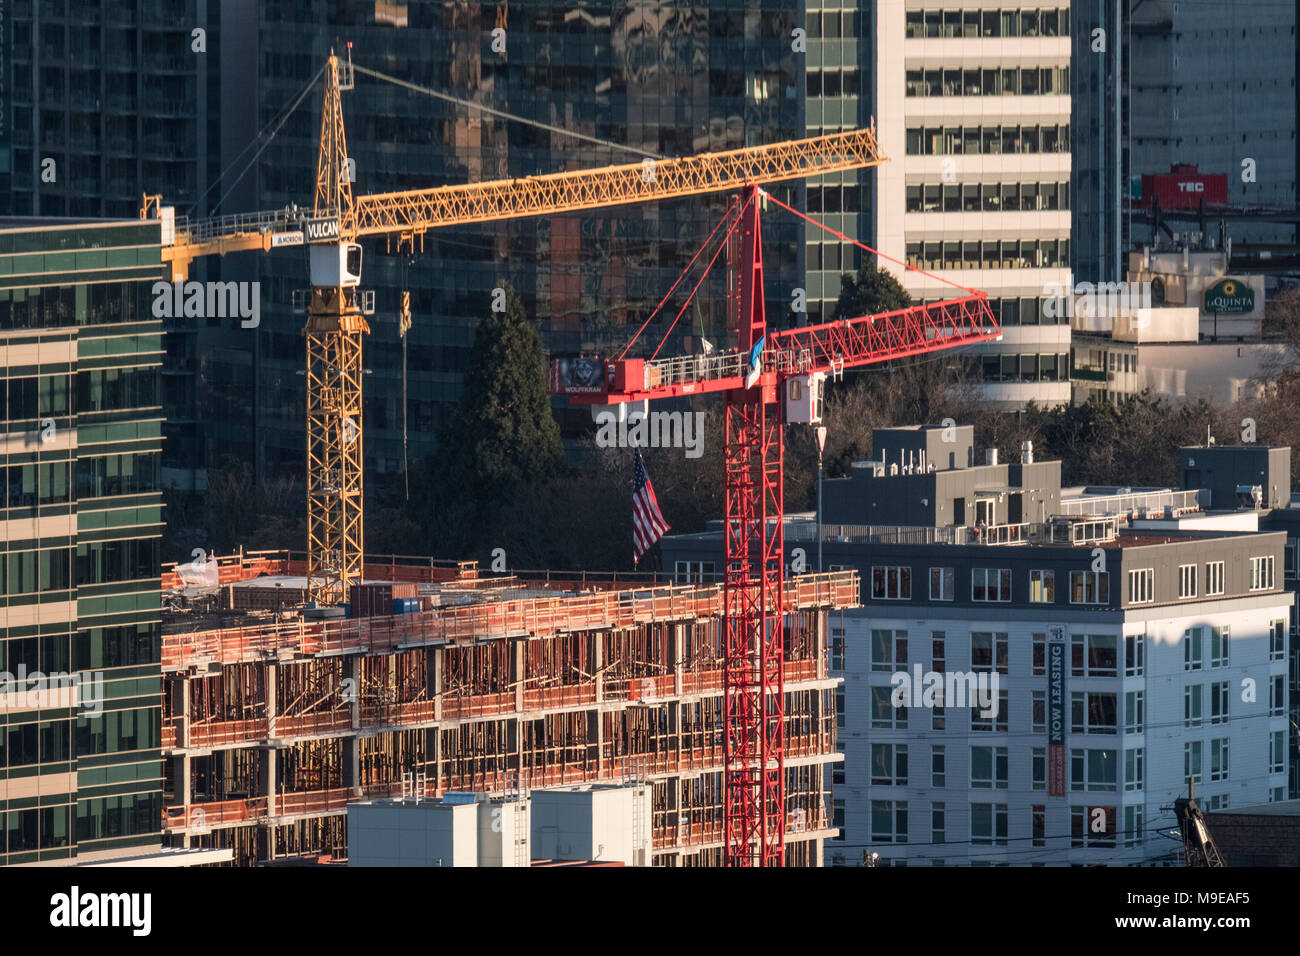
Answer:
309;241;363;288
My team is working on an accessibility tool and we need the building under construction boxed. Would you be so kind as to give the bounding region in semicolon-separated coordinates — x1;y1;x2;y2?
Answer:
160;552;855;866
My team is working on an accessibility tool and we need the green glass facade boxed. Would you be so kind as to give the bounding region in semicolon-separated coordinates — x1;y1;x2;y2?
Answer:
0;219;163;864
250;1;807;478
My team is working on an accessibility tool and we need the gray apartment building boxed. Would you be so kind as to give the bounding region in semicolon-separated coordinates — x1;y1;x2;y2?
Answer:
661;424;1293;864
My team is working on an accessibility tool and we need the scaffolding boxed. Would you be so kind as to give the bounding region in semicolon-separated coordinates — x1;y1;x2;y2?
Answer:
161;571;856;866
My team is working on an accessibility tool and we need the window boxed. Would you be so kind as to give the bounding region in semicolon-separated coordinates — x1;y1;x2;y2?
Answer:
1210;738;1229;782
1125;748;1144;792
1210;682;1229;725
1271;731;1286;774
1070;570;1109;605
1271;620;1286;661
931;746;945;788
674;560;716;583
871;686;907;729
1032;806;1046;847
1184;626;1203;671
1071;634;1117;677
1032;748;1047;791
931;634;946;671
931;803;945;845
971;804;1008;846
1124;691;1144;734
929;566;954;601
1070;748;1117;791
970;691;1009;732
1032;633;1047;675
1251;555;1275;591
1072;692;1117;735
1072;805;1116;846
830;625;844;671
971;745;1009;790
1123;805;1143;848
871;629;908;672
1184;685;1202;728
971;568;1012;602
872;566;912;600
1185;741;1203;783
1206;561;1225;595
970;632;1008;674
1271;674;1285;716
1125;634;1144;677
1178;564;1197;599
932;704;945;731
1033;691;1047;733
836;686;845;728
872;743;909;786
871;800;908;844
1204;794;1229;811
1029;569;1055;603
1210;626;1230;668
1127;568;1154;604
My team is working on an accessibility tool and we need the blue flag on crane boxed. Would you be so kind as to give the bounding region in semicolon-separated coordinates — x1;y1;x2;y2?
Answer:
745;336;766;389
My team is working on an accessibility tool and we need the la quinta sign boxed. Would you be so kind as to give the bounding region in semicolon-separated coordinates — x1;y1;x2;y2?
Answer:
1203;279;1255;314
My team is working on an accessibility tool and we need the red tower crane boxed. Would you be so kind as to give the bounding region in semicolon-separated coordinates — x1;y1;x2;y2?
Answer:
552;184;1001;865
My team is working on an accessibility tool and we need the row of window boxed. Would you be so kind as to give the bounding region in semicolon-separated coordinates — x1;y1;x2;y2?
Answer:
0;453;159;510
872;559;1274;606
904;237;1071;271
978;353;1069;383
863;627;1287;679
906;180;1070;213
1;624;158;676
867;674;1288;733
906;66;1070;98
0;284;145;331
873;565;1109;604
872;732;1287;797
2;367;158;422
905;8;1071;40
905;124;1070;156
869;802;1140;851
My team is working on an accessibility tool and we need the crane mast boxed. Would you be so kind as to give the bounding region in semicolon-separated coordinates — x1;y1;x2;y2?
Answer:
144;52;975;864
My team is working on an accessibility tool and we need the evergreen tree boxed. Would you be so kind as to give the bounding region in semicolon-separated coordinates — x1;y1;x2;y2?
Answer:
832;263;912;320
437;285;565;545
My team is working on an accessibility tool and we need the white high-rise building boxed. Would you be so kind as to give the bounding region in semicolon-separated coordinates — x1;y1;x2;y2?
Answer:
872;4;1073;409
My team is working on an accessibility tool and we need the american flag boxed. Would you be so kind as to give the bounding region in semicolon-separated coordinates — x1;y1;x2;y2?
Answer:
632;449;670;564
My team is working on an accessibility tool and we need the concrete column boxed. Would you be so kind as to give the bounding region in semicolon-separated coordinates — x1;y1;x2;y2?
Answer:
673;624;684;696
593;630;604;703
515;639;525;712
173;753;191;848
265;661;278;738
263;747;277;818
175;676;191;748
344;656;360;729
431;646;442;721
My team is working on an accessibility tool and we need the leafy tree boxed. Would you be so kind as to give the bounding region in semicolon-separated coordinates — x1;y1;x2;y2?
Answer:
832;263;912;320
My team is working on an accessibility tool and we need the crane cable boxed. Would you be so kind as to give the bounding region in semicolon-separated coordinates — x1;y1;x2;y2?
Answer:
761;190;981;297
616;193;747;361
353;64;665;162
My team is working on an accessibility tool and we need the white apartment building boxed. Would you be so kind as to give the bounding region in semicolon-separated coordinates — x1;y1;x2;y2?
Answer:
833;520;1291;866
875;3;1073;409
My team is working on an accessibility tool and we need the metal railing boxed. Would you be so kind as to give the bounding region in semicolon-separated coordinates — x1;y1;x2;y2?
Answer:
1059;488;1208;517
643;349;747;390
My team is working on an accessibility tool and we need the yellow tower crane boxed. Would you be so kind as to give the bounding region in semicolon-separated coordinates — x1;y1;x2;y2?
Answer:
146;51;888;605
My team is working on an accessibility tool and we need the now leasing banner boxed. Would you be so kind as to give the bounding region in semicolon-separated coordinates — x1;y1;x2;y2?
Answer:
1047;635;1067;797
